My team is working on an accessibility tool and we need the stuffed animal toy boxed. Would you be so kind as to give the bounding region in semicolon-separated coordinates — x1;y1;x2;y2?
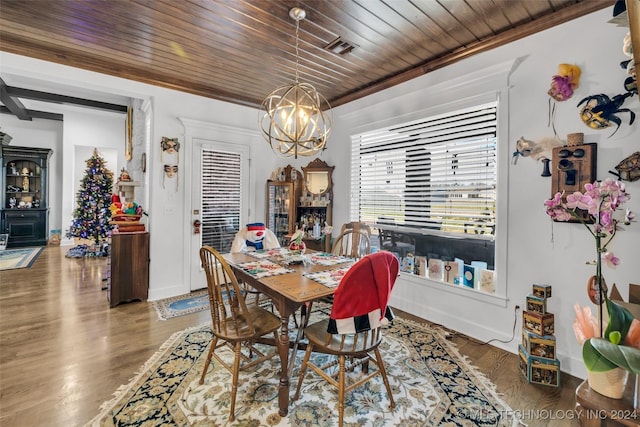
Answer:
231;222;280;252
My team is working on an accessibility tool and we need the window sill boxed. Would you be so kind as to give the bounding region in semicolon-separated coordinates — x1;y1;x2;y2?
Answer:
399;272;509;308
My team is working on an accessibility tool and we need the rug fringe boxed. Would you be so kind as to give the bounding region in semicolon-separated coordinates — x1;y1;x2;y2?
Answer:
151;302;168;321
84;322;210;427
393;317;522;427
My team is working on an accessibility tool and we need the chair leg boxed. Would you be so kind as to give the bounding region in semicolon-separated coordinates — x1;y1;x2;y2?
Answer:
374;347;396;409
229;342;242;422
199;336;218;384
338;355;346;427
293;344;313;400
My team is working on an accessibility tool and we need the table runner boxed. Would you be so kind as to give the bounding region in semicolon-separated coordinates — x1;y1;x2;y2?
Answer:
243;248;289;259
232;259;294;279
303;266;352;288
307;252;353;266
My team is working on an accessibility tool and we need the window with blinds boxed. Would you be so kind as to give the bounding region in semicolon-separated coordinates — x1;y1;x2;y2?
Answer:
350;102;497;241
201;148;241;252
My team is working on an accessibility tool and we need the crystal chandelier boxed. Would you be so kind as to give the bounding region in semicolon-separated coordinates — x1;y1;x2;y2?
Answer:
260;7;332;158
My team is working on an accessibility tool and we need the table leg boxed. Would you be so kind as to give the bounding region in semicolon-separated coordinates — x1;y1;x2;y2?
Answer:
277;314;290;416
288;302;310;378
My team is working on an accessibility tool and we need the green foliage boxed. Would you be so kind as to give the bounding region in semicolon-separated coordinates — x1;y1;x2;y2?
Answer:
589;338;640;374
583;298;640;373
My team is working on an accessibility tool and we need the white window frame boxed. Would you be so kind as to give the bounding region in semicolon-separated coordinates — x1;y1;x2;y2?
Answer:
350;102;497;241
342;62;511;305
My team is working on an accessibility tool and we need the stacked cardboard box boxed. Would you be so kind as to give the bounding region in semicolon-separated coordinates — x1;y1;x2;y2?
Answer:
519;284;560;387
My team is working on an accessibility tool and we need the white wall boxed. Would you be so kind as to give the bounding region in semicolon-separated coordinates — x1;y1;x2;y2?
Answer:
329;8;639;379
64;110;124;240
0;7;638;379
0;50;279;303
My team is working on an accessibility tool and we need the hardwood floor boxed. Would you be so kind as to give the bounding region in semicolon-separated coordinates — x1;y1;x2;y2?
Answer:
0;246;583;426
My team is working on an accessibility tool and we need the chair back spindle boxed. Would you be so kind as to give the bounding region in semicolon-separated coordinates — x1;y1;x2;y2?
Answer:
331;229;371;259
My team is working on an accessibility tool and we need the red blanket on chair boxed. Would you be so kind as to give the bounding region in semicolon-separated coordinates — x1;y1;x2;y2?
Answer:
328;251;399;334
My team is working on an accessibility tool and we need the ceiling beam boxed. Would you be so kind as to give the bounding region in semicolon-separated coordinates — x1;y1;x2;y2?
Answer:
0;105;63;121
0;78;127;121
0;78;32;120
4;86;128;113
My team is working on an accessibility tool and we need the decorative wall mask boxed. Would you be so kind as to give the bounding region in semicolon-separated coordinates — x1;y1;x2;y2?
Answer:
161;137;180;162
622;32;637;95
577;92;636;136
161;137;180;191
547;63;581;135
163;164;179;191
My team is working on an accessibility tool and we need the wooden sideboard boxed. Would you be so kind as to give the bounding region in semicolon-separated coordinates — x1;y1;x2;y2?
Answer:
108;231;149;308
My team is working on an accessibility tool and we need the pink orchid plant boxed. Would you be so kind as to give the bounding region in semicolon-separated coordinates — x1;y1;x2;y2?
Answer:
547;179;637;374
545;178;633;271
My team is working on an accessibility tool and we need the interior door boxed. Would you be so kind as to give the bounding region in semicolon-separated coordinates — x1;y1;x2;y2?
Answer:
190;139;249;291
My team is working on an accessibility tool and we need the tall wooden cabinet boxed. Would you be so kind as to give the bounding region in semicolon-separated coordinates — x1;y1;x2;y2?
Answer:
266;165;302;246
266;181;297;246
108;231;149;307
1;146;53;248
266;161;334;252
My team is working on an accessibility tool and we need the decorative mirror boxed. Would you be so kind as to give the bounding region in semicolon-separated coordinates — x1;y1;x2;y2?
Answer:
302;158;334;195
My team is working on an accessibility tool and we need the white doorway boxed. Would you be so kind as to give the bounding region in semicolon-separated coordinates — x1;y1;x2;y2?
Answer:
189;139;250;291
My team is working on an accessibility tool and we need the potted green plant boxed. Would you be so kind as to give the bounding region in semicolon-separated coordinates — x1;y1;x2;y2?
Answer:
546;178;637;397
575;297;640;398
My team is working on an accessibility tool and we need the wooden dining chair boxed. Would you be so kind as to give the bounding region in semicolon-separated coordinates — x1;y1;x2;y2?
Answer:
340;221;372;238
331;229;371;259
198;246;281;422
293;251;399;427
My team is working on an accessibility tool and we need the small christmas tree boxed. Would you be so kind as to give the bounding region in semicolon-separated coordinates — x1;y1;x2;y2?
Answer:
69;149;114;248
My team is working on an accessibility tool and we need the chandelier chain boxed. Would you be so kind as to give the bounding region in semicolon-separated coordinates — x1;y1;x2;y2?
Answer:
294;18;300;84
259;7;332;158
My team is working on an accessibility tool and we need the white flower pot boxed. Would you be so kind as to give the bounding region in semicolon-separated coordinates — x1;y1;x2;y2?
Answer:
587;368;629;399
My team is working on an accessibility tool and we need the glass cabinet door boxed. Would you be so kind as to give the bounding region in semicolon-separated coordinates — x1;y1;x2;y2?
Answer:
266;182;293;245
4;159;44;209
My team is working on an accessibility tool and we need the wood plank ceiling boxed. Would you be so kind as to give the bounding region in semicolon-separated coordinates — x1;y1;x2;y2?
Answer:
0;0;615;112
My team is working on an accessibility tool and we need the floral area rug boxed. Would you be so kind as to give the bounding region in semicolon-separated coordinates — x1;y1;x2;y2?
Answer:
0;246;43;270
152;290;210;320
88;308;520;426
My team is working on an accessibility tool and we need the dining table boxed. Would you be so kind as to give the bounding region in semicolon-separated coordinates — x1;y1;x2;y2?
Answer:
222;248;355;416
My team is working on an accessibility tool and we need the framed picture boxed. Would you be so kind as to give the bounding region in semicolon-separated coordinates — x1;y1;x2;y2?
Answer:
125;106;133;161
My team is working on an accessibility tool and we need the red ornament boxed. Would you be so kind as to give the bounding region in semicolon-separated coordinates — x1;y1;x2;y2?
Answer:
289;240;306;252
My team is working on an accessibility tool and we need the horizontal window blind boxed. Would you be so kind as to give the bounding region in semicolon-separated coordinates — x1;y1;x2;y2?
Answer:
201;148;241;252
350;102;497;240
